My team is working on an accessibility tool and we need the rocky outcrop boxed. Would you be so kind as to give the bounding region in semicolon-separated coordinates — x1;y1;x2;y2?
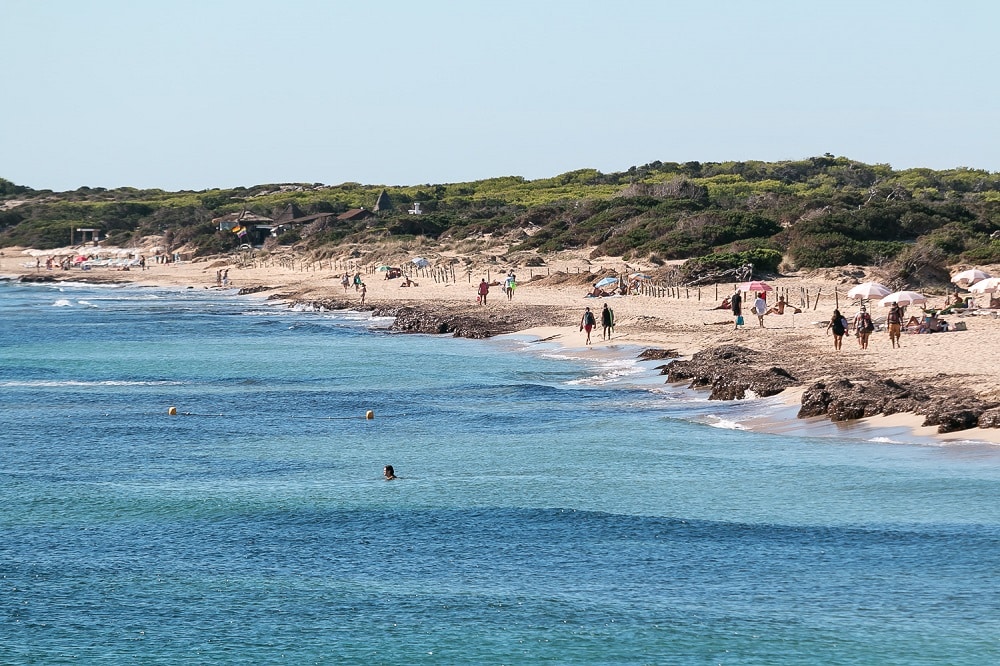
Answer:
637;348;681;361
388;306;505;338
977;407;1000;429
798;378;1000;433
921;398;1000;433
662;345;798;400
290;300;560;340
798;378;929;421
237;285;273;295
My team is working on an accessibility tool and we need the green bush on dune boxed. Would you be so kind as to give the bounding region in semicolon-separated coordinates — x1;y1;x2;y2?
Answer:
1;156;997;283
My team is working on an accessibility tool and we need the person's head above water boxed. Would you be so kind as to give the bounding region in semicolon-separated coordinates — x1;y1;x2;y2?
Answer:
383;465;396;480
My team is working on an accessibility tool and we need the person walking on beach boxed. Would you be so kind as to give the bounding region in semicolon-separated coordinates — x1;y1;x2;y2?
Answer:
753;292;767;328
341;273;350;292
730;288;743;329
222;269;229;287
826;308;848;350
353;272;362;291
478;278;490;305
854;306;874;349
601;303;615;340
359;282;367;306
580;306;596;345
887;302;903;348
504;272;516;300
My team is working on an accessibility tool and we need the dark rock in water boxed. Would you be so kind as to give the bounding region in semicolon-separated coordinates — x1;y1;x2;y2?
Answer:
389;306;502;338
637;348;680;360
18;274;57;283
237;285;273;295
664;344;797;400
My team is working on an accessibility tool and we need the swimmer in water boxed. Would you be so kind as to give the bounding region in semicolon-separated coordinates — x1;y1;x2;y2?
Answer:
383;465;396;480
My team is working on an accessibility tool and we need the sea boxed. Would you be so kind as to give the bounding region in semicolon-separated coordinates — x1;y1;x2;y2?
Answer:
2;279;999;665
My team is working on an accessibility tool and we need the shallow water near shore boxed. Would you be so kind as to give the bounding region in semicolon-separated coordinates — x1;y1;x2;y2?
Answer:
2;280;999;664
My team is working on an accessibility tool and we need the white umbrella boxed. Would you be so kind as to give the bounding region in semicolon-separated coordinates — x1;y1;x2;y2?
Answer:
951;269;991;286
594;276;619;288
847;282;891;299
879;290;927;307
969;277;1000;294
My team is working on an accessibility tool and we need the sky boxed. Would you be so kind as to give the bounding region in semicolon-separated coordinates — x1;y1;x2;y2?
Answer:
2;0;998;191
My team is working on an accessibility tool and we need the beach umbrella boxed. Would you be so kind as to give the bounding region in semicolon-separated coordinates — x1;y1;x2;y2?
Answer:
376;265;393;271
594;276;618;288
847;282;891;299
969;277;1000;294
411;257;430;268
879;290;927;307
738;280;772;292
630;272;653;281
951;269;991;286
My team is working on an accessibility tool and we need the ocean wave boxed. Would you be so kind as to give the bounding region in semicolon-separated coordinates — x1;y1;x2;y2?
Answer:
0;379;187;388
706;416;749;430
51;298;73;307
563;359;645;386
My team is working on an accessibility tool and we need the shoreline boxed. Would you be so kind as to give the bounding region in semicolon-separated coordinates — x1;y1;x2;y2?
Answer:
5;255;1000;446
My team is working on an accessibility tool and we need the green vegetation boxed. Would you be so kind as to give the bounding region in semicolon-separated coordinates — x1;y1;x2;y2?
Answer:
2;155;998;283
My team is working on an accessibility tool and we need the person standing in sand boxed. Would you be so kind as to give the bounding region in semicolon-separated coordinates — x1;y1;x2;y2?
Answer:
730;288;742;329
853;306;874;349
359;282;367;306
826;308;848;350
887;302;903;348
753;293;767;328
601;303;615;340
580;306;596;345
478;278;490;305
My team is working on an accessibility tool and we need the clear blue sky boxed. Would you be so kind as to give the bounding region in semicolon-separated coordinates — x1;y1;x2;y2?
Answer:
3;0;998;191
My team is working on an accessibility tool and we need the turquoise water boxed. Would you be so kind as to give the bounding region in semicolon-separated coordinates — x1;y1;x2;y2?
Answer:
2;280;999;664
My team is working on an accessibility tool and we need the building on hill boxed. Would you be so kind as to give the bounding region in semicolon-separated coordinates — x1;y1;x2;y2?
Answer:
213;211;274;231
337;207;376;222
374;189;394;213
273;203;307;225
213;211;277;247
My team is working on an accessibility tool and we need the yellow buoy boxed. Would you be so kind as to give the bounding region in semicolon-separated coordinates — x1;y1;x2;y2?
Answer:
168;406;178;416
365;410;374;420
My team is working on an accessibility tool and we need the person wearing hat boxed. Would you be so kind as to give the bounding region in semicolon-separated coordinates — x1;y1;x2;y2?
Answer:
886;302;903;348
853;305;874;349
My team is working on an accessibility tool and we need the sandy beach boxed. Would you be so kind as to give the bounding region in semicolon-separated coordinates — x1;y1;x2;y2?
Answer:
5;246;1000;444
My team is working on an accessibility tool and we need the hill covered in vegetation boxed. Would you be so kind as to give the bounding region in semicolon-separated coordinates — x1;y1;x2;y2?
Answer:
3;154;999;284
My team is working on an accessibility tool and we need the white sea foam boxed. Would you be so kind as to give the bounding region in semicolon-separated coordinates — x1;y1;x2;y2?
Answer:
707;417;748;430
51;299;73;307
0;380;186;388
565;358;644;386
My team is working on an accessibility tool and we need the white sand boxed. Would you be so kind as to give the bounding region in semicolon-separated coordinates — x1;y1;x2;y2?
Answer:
5;246;1000;443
